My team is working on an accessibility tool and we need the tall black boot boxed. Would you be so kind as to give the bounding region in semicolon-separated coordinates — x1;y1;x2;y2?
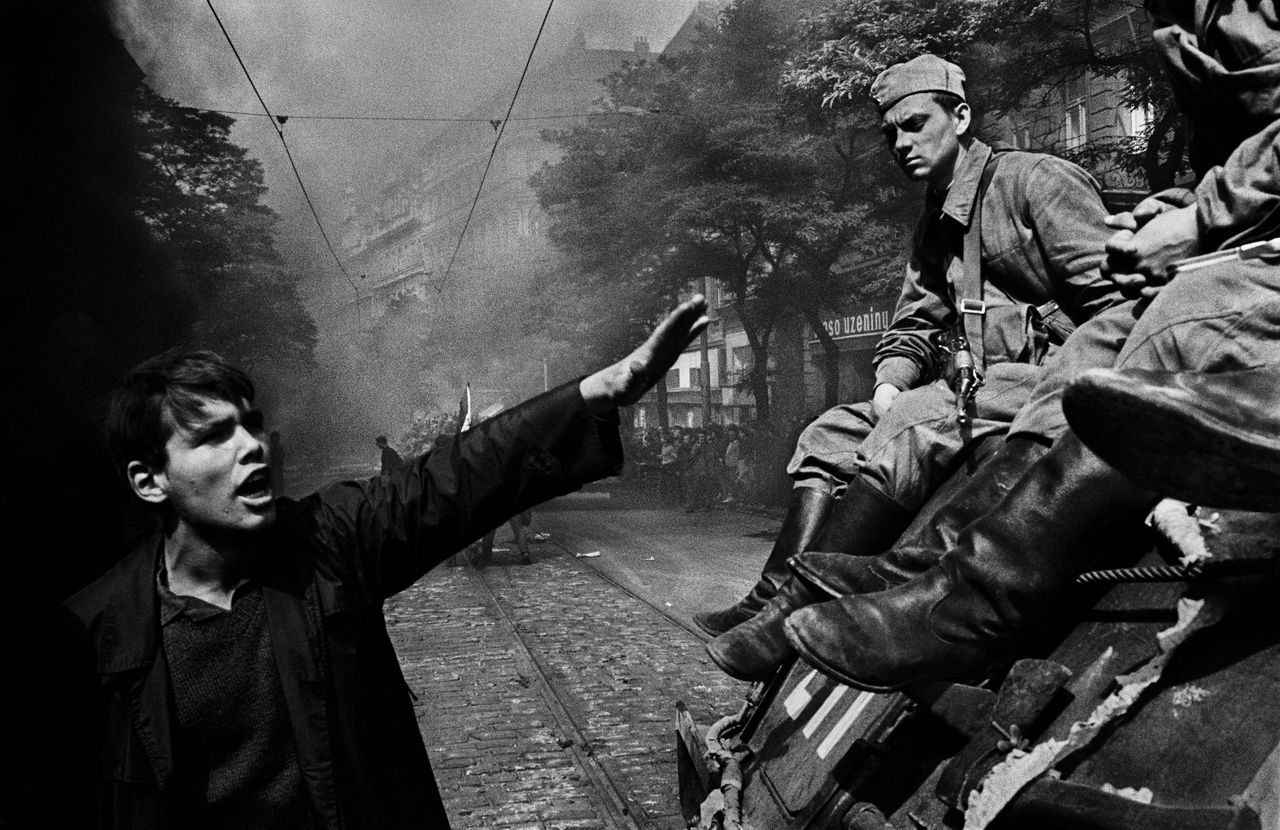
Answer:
794;437;1051;596
693;487;833;636
706;552;873;681
805;477;913;555
784;432;1158;692
1065;365;1280;512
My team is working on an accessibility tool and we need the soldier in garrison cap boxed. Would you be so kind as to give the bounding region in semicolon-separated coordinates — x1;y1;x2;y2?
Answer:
700;51;1139;683
783;0;1280;694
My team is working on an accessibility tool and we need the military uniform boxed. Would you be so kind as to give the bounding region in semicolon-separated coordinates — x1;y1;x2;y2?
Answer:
788;138;1120;511
1009;0;1280;443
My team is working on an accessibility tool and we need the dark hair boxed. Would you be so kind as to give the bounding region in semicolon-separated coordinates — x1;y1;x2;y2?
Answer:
375;435;388;445
105;348;255;477
931;91;978;139
930;91;965;112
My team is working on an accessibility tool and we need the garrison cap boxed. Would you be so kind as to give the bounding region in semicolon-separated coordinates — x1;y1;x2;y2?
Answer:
870;54;967;113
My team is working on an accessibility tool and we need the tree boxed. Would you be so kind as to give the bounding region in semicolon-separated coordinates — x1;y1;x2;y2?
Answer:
132;85;318;421
784;0;1186;190
535;0;912;420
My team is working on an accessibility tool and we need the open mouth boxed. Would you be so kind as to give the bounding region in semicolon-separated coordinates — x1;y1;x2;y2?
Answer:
236;469;273;501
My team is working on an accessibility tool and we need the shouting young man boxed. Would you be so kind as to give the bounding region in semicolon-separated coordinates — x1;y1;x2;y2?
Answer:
63;298;708;828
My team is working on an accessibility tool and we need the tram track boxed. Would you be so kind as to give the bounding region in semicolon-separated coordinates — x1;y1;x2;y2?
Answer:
542;535;715;644
465;557;658;830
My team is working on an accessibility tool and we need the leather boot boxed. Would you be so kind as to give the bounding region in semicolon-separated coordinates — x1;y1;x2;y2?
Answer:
784;432;1157;692
705;552;873;681
1065;365;1280;512
805;477;913;555
789;436;1050;596
708;438;1052;680
693;487;833;636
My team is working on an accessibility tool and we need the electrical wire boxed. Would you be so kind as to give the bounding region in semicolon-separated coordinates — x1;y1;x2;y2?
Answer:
162;105;645;124
438;0;557;292
203;0;364;327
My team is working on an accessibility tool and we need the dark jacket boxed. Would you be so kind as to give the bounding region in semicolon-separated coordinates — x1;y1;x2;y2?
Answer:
64;382;622;829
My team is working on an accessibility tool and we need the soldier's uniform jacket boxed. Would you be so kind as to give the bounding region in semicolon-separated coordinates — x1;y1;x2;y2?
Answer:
63;382;622;829
873;139;1122;392
1155;0;1280;245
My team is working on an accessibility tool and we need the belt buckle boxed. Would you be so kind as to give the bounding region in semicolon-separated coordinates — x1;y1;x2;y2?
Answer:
959;299;987;316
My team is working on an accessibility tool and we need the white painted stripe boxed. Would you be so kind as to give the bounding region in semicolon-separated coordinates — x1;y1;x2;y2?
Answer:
802;684;847;738
784;669;818;719
817;691;875;760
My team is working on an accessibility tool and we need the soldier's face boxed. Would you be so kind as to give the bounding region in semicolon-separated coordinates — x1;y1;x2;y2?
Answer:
881;94;969;189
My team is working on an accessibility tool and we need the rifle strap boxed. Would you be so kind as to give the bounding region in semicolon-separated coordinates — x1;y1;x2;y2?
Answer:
955;150;1005;372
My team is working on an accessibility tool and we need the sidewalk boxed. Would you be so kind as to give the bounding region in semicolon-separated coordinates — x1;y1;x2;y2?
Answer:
388;544;752;829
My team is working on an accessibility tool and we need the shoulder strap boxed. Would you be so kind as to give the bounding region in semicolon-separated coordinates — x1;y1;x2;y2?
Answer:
957;151;1006;370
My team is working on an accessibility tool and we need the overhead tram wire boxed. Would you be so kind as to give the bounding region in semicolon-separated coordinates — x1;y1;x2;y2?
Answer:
437;0;557;293
163;106;637;124
203;0;364;329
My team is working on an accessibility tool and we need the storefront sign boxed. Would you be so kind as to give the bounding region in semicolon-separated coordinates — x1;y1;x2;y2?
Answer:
813;303;894;342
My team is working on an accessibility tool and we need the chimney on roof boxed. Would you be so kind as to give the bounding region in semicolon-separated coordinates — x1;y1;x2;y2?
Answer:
634;35;650;54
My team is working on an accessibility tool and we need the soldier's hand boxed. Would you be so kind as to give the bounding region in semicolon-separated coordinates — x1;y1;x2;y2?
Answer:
1103;187;1196;234
1101;205;1201;315
872;383;901;418
580;296;710;414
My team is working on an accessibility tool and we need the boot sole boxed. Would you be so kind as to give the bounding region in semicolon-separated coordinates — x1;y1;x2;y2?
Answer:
704;642;779;683
693;609;750;638
783;615;904;694
782;616;990;694
1068;380;1280;512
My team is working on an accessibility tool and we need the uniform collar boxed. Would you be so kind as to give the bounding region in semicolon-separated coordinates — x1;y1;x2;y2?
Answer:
938;138;992;230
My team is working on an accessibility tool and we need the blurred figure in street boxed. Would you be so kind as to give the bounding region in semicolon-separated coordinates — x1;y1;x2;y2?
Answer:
721;426;742;503
375;434;403;480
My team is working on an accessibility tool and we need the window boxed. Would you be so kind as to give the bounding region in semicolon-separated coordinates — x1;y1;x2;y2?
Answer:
666;368;680;390
688;367;701;388
1128;102;1154;137
1063;75;1089;150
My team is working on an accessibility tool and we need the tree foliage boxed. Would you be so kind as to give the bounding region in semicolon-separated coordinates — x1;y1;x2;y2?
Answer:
533;0;913;419
131;84;318;419
784;0;1187;189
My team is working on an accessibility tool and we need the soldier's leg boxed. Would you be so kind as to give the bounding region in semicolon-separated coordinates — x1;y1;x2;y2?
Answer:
694;403;877;636
1112;259;1280;372
783;262;1280;690
1065;260;1280;510
855;366;1039;513
709;374;1043;679
1007;300;1140;443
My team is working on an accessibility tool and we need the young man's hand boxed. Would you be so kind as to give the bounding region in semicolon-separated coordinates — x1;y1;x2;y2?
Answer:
580;296;711;414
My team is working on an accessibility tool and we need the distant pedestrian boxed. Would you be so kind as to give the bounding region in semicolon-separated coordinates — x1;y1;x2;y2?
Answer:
268;430;285;496
721;427;741;503
375;434;404;479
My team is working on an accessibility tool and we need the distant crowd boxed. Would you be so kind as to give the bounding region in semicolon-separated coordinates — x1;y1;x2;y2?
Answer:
620;421;805;510
396;408;811;511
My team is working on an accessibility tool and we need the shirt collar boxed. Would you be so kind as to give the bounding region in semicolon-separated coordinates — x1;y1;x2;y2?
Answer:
938;138;992;229
155;557;251;624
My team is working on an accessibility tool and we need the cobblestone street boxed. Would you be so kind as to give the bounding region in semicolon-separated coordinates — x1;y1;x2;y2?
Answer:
388;503;771;829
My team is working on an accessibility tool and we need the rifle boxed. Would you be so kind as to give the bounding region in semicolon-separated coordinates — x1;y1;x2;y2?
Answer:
932;327;983;424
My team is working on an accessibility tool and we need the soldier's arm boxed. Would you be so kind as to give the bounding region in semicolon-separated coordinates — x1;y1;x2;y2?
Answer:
1104;120;1280;293
872;221;947;394
1023;155;1121;322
